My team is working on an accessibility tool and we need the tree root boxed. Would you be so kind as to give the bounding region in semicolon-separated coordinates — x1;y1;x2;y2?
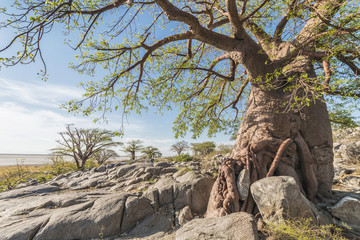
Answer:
205;134;319;217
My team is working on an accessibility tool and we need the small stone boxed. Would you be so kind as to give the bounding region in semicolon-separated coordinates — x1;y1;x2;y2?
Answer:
178;206;193;225
236;169;250;201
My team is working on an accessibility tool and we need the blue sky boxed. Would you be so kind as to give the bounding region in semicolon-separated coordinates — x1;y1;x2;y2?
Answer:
0;13;234;155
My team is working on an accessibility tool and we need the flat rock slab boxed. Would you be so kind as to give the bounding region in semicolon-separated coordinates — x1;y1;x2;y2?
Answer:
175;212;258;240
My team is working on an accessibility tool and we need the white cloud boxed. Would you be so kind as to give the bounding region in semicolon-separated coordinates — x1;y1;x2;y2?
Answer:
0;77;81;108
0;77;234;156
0;101;145;154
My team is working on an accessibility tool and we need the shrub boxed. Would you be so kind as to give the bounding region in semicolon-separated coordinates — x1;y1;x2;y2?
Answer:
174;153;193;162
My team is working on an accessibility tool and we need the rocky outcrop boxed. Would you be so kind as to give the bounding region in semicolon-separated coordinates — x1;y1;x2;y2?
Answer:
0;161;214;240
176;212;259;240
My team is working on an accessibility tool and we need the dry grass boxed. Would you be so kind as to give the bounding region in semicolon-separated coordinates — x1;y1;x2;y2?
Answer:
0;165;45;175
260;218;347;240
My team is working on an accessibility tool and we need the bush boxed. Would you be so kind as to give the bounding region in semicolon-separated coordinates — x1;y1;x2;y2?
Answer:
173;153;193;162
0;158;79;192
0;159;28;191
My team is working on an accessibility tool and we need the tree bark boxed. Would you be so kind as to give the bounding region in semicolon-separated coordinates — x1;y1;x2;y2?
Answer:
206;78;334;217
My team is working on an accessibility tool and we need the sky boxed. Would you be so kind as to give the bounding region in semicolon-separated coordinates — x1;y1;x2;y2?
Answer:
0;7;235;156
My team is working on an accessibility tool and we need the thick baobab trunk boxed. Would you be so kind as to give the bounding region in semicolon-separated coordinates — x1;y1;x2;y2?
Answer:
206;84;334;217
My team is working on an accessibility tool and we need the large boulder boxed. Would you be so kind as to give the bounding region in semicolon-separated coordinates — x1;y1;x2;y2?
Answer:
330;196;360;231
175;212;258;240
250;176;322;224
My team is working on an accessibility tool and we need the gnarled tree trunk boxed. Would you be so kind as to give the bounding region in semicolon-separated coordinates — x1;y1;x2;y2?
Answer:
206;73;334;217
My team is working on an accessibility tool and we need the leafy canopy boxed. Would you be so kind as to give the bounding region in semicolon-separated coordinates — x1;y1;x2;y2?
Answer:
1;0;360;136
52;124;121;170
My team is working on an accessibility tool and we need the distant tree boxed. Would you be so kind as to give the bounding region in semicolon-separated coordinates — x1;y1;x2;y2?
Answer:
191;142;216;156
171;141;190;156
52;125;121;170
217;144;233;154
122;140;144;161
141;146;162;160
93;149;119;165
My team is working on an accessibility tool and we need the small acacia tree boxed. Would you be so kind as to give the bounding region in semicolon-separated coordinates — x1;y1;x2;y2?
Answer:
171;141;190;156
52;125;121;170
141;146;162;160
192;141;216;156
122;140;144;161
93;149;119;165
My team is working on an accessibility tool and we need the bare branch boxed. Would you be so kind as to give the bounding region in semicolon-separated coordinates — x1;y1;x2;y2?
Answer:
336;53;360;76
322;60;331;86
240;0;271;23
273;0;300;40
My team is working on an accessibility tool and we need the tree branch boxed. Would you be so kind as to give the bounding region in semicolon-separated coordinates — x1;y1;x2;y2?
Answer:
273;0;300;40
336;53;360;76
225;0;244;38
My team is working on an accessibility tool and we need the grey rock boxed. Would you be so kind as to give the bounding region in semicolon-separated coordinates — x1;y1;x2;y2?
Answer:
236;168;250;201
178;206;193;226
2;216;49;240
160;167;178;174
157;183;174;206
34;193;129;240
155;161;172;168
330;196;360;230
143;188;160;211
173;184;191;211
145;166;162;176
250;176;317;223
120;196;155;233
190;176;214;215
0;184;60;200
94;165;106;172
127;205;174;238
116;165;137;178
176;212;258;240
106;163;115;169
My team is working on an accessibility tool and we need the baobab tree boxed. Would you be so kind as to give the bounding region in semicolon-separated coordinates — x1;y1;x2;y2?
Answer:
1;0;359;217
52;125;121;170
122;140;144;161
141;146;162;160
171;141;190;156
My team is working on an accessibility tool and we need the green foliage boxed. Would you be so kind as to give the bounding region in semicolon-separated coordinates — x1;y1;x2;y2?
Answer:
191;141;216;156
328;100;359;129
0;160;28;192
141;146;162;160
0;159;75;192
262;218;346;240
122;140;144;161
173;153;193;162
52;124;121;170
92;149;119;165
49;155;77;175
170;141;190;156
216;144;233;154
1;0;360;139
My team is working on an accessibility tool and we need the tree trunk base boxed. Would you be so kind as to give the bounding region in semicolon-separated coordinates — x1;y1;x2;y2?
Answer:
205;133;320;218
